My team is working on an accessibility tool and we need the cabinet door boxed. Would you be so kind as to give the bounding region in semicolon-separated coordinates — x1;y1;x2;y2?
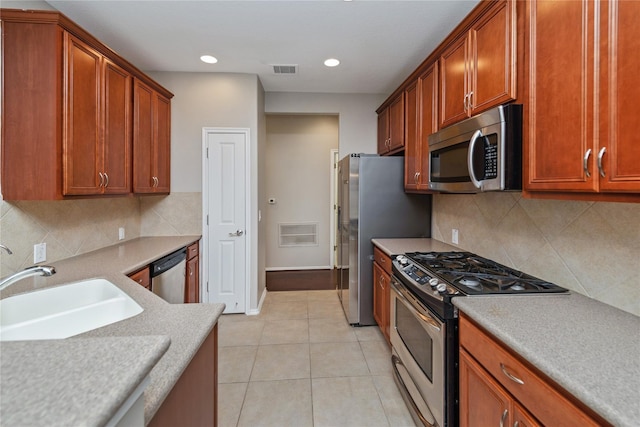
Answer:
471;0;516;115
63;34;102;195
525;0;598;192
513;402;542;427
128;267;151;290
418;63;438;191
377;108;389;154
388;93;405;151
404;81;420;191
133;79;156;192
103;59;132;194
440;34;469;128
459;349;512;427
599;0;640;192
185;255;199;303
154;93;171;193
373;262;385;329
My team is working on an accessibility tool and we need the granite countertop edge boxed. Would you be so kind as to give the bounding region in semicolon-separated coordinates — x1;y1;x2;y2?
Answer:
0;236;226;426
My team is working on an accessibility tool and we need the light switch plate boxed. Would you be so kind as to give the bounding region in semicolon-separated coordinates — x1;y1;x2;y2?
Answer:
118;227;125;240
452;229;459;245
34;243;46;263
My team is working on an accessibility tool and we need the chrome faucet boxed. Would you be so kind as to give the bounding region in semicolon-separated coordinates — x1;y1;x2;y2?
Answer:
0;265;56;291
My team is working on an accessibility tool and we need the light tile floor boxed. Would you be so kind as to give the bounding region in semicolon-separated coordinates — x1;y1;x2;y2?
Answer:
218;290;417;427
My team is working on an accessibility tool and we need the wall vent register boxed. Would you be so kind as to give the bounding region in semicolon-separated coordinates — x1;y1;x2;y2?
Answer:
278;223;318;247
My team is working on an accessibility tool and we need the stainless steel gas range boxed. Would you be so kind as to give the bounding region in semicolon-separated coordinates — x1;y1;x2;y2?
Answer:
389;251;568;427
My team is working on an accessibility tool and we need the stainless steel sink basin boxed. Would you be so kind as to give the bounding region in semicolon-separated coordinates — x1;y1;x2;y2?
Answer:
0;279;143;341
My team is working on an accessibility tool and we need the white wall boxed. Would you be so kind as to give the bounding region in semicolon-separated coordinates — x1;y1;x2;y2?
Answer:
265;115;339;270
265;92;386;158
146;72;265;313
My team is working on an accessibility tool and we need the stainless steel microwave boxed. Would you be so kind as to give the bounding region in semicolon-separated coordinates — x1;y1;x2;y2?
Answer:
428;104;522;193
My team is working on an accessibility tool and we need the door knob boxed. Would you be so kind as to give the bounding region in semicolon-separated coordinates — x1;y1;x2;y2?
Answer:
229;230;244;237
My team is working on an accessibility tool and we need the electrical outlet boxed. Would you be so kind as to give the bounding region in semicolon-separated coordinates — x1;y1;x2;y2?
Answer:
452;229;459;245
118;227;125;240
34;243;46;263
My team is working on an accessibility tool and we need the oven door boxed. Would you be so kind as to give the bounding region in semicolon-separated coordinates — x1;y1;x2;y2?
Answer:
390;277;445;427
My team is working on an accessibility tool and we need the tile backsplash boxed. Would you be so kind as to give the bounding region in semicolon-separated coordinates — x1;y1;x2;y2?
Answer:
0;193;201;277
432;193;640;316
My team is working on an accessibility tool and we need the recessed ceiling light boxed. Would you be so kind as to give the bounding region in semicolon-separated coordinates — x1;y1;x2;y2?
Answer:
200;55;218;64
324;58;340;67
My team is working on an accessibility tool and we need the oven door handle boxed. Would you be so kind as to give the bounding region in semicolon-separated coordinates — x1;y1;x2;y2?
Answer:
467;129;483;189
392;354;438;427
391;280;441;332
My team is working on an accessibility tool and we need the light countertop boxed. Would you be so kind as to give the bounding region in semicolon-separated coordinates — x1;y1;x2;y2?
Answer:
0;236;226;426
371;237;640;427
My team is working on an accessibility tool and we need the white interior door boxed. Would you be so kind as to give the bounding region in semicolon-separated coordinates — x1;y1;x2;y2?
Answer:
204;129;247;313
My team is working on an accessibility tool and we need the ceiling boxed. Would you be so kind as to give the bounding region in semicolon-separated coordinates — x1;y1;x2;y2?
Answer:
43;0;480;95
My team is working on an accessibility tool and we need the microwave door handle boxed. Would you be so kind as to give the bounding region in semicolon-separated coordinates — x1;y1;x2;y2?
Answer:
467;129;483;189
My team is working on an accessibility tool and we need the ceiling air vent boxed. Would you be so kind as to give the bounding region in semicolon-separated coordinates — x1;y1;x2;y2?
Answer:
272;64;297;75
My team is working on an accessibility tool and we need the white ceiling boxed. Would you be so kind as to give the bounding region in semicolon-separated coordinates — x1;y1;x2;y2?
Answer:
44;0;479;95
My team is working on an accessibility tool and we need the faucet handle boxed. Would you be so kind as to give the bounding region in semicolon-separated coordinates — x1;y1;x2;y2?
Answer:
0;245;13;255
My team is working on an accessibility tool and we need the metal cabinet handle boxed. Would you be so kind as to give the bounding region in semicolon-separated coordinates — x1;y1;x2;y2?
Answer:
468;91;474;110
500;409;508;427
103;172;109;188
500;363;525;385
463;94;469;112
98;172;104;187
514;421;519;427
583;149;592;178
597;147;606;177
414;172;420;184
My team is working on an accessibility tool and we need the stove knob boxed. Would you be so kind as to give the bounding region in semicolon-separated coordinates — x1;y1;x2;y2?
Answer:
399;256;408;265
436;283;448;293
428;278;439;288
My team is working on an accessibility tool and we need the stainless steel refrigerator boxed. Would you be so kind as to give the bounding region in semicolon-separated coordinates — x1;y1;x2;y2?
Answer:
337;154;431;325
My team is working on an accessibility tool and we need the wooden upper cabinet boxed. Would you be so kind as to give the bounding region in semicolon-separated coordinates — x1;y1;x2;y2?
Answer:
524;0;640;197
103;58;133;194
133;79;171;193
377;93;405;155
405;62;438;193
63;34;131;196
440;0;516;128
598;0;640;193
63;34;102;195
0;9;171;200
404;81;420;191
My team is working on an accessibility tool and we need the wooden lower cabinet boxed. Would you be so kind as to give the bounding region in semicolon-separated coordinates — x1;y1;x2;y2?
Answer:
460;349;540;427
459;314;610;427
372;246;392;344
150;324;218;427
127;266;151;290
185;242;200;303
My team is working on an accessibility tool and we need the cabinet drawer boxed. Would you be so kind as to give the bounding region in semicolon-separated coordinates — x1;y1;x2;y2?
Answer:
459;315;606;427
128;266;150;289
373;246;392;275
187;242;199;260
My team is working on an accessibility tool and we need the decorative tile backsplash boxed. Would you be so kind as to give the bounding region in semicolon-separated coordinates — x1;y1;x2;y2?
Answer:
431;193;640;316
0;193;202;277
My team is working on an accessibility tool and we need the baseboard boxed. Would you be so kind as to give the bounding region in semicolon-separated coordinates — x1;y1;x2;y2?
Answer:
246;286;267;316
266;265;333;271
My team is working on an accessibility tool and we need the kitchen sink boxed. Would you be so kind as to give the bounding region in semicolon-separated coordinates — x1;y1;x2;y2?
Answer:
0;279;143;341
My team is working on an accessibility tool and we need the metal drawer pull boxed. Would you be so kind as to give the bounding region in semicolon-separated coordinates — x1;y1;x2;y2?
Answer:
583;148;592;178
597;147;606;177
514;422;519;427
500;363;524;385
500;409;508;427
98;172;104;187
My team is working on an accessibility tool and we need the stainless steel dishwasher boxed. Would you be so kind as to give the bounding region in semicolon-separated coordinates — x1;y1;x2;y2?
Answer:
151;248;187;304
